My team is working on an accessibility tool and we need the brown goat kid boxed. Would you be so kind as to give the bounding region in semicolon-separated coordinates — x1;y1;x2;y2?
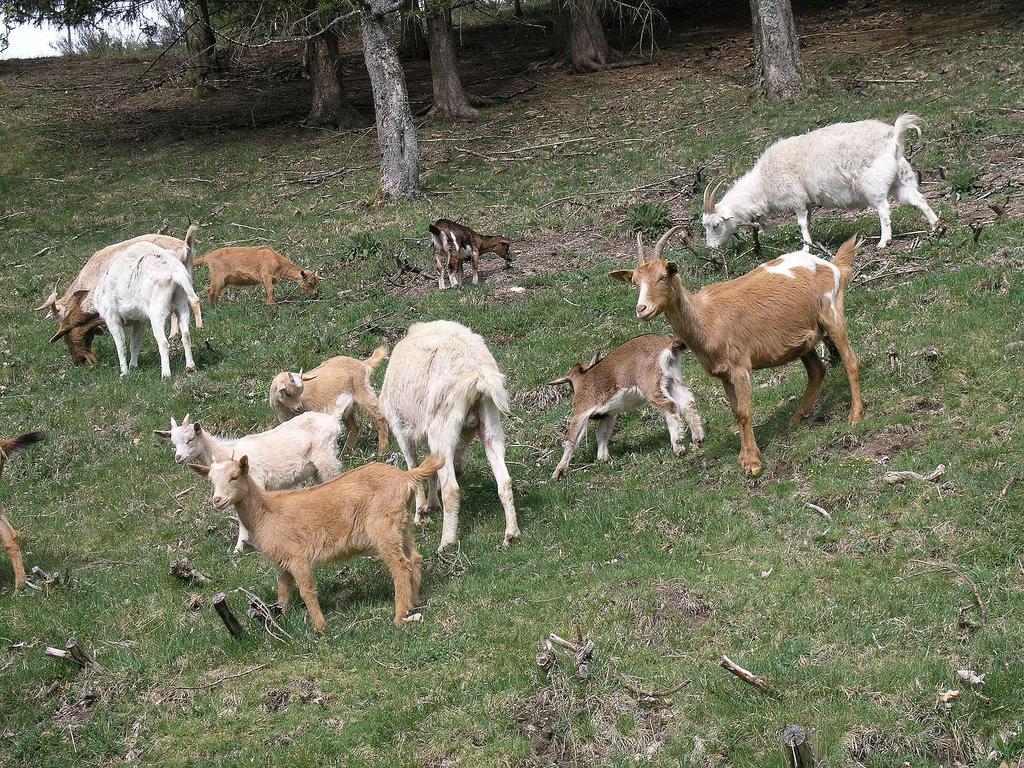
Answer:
611;228;863;476
189;453;444;630
1;431;44;590
196;247;321;305
428;219;512;289
548;335;704;479
268;346;390;455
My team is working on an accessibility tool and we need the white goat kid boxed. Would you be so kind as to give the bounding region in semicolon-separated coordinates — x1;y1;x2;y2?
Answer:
379;320;519;551
155;404;351;553
91;242;203;378
703;113;939;250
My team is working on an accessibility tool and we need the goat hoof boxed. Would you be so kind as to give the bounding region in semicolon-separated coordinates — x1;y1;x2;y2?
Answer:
848;408;864;424
740;457;763;477
402;611;423;624
503;528;521;545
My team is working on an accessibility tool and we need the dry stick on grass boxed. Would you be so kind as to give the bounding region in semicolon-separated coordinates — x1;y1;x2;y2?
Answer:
45;637;97;667
169;557;211;584
908;559;987;626
880;464;946;485
804;502;833;521
549;633;597;678
212;592;246;638
617;672;691;707
719;655;772;692
164;663;271;697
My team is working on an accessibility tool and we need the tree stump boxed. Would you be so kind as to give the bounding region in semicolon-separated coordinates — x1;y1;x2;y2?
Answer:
782;725;815;767
213;592;245;638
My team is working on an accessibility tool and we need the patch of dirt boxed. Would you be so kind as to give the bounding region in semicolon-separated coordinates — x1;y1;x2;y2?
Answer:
653;581;713;628
850;424;924;462
262;678;329;713
52;689;102;730
513;677;674;766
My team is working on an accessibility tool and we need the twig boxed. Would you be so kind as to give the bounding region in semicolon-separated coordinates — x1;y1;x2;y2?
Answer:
804;502;832;521
908;559;987;625
617;672;690;707
719;655;772;692
165;663;271;694
999;476;1018;498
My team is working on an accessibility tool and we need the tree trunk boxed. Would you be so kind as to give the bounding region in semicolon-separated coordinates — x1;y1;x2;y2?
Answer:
182;0;219;86
427;10;477;119
361;3;421;201
563;0;610;72
749;0;804;99
514;0;524;17
305;28;361;128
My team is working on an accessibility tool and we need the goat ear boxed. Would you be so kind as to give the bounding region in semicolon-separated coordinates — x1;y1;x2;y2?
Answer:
170;417;178;429
546;376;571;387
300;270;308;278
187;463;210;476
586;350;606;369
182;414;191;426
194;423;203;435
609;269;633;284
153;430;172;439
238;455;249;473
666;262;679;276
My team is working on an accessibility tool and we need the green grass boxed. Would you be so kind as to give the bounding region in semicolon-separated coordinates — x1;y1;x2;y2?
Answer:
2;4;1024;766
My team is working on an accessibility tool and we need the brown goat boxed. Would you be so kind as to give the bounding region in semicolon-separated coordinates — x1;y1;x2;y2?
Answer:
268;346;390;455
611;228;863;476
548;335;704;479
196;247;321;305
1;431;44;591
189;453;444;630
428;219;512;289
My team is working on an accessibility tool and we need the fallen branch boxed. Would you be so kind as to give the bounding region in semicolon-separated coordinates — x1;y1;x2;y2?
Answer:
549;633;596;678
719;655;772;692
45;637;96;667
617;672;690;707
880;464;946;485
804;502;832;521
170;557;211;584
164;663;271;696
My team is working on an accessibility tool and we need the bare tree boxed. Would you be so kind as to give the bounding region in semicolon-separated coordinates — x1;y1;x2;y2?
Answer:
749;0;803;99
305;27;361;127
426;8;476;119
361;0;421;199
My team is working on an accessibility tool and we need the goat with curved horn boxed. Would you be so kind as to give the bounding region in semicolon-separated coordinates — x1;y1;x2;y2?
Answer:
703;180;726;214
635;233;647;264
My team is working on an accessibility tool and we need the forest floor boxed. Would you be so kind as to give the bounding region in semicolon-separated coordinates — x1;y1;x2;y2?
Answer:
2;0;1023;766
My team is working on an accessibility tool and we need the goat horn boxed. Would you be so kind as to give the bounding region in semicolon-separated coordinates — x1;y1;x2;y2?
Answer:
35;288;58;312
703;180;727;213
635;233;646;264
652;226;687;260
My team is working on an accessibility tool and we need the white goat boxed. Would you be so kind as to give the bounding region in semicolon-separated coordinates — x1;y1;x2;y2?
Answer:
63;242;204;378
379;320;519;551
703;114;939;249
155;402;352;553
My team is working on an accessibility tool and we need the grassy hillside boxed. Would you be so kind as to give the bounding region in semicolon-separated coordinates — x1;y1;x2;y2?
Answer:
1;1;1023;765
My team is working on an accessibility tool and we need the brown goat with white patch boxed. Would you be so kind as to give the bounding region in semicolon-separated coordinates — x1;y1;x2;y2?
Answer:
1;431;44;591
189;453;444;630
548;335;704;479
268;346;390;455
611;228;863;476
429;219;512;289
196;246;321;305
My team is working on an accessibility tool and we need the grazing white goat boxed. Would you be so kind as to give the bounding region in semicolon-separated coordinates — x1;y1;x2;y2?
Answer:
52;242;203;378
547;335;704;479
155;403;351;553
379;320;519;551
703;114;939;249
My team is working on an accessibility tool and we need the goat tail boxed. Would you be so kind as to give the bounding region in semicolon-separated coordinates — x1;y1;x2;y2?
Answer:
331;393;355;418
408;453;445;482
363;345;389;372
476;368;511;415
0;431;44;478
183;223;199;274
173;272;204;329
892;113;922;155
831;236;859;287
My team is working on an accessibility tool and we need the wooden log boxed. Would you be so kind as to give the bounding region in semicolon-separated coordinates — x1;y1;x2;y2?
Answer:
212;592;245;638
719;655;772;692
782;725;815;767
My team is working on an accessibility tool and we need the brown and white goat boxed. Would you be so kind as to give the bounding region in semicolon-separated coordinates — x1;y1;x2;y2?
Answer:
611;228;863;476
189;453;444;630
428;219;512;289
37;225;198;365
196;246;321;305
268;346;390;455
548;335;704;479
1;431;44;591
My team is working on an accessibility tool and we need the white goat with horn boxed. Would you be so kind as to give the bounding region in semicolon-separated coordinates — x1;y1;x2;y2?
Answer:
702;114;939;250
